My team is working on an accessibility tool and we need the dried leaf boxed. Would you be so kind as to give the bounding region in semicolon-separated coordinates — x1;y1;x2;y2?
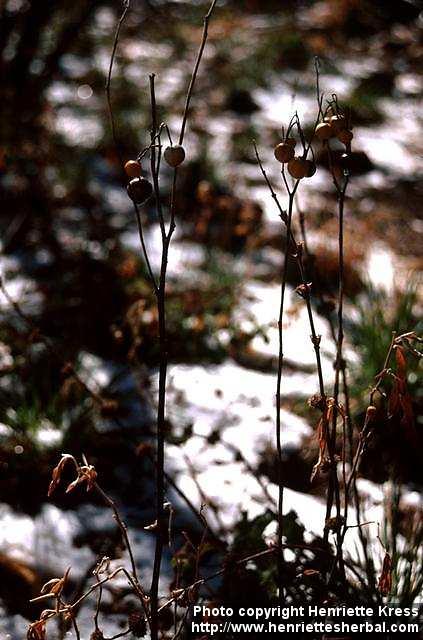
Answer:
47;454;76;497
27;619;47;640
378;552;392;596
388;348;418;447
40;567;70;597
40;579;61;596
395;346;407;379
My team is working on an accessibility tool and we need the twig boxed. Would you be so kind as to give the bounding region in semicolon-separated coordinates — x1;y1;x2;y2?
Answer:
178;0;218;146
148;4;218;637
253;139;327;603
133;201;159;293
148;72;168;640
325;154;349;578
93;482;144;597
105;0;130;168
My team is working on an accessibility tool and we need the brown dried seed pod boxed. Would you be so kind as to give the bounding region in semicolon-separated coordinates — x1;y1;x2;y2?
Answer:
127;177;153;205
274;142;295;163
315;122;334;141
287;156;308;179
337;129;353;145
330;114;347;134
164;145;185;167
304;159;317;177
124;160;142;178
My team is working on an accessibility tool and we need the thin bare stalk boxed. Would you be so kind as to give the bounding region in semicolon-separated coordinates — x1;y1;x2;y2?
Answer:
133;201;159;293
178;0;218;146
106;0;130;168
93;483;144;597
274;186;296;603
149;75;167;640
326;167;349;579
148;4;218;635
71;615;81;640
254;141;328;601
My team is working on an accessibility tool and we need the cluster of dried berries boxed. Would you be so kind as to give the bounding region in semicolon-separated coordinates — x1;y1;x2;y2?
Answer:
125;144;185;205
124;160;153;205
315;113;353;146
274;109;353;181
274;137;316;179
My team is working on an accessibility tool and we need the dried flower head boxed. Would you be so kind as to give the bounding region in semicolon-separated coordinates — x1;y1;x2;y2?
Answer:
38;567;70;600
48;454;97;497
310;398;345;482
48;454;76;497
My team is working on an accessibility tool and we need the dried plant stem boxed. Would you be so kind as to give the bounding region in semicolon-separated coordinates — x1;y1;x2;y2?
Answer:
148;3;218;635
71;615;81;640
106;0;130;167
325;171;349;579
297;194;364;579
149;74;168;640
158;541;368;616
275;186;297;602
133;200;159;293
145;449;221;543
345;333;397;501
336;334;399;589
67;566;138;612
253;142;329;601
253;146;326;397
178;0;218;146
94;483;145;600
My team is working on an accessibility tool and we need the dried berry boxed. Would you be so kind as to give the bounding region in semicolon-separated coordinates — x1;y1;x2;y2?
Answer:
315;122;334;141
90;630;104;640
329;114;346;134
164;145;185;167
337;129;353;145
274;142;295;163
128;612;147;638
127;177;153;205
124;160;142;178
304;159;316;177
287;156;308;179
